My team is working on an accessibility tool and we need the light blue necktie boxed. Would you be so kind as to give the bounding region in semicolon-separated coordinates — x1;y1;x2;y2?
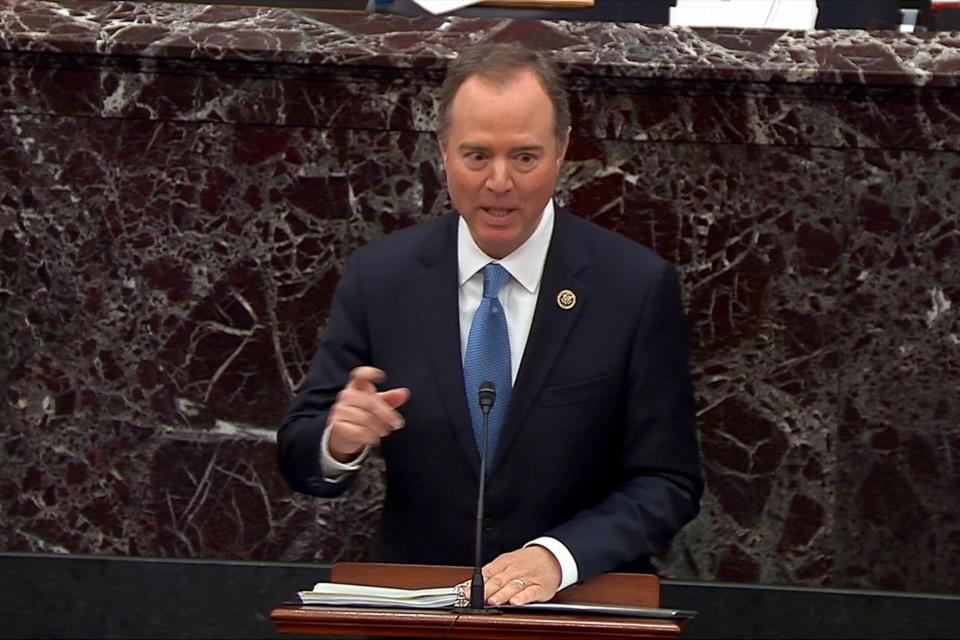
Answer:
463;263;512;459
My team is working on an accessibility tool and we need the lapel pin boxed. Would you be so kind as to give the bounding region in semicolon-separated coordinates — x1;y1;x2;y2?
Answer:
556;289;576;310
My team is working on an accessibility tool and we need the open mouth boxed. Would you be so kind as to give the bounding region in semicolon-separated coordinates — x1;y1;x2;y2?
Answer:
481;207;516;218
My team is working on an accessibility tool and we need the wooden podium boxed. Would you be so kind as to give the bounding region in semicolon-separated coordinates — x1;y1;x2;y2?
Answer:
271;563;686;639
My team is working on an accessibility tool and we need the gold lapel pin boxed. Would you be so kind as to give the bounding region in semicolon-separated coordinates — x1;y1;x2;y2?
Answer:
556;289;576;310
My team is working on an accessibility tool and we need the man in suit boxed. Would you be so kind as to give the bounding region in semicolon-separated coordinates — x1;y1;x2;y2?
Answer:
278;42;702;606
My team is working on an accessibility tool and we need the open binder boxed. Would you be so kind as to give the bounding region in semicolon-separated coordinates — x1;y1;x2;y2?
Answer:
274;562;696;639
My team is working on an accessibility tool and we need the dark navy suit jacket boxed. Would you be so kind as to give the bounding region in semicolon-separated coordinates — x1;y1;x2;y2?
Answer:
277;209;703;581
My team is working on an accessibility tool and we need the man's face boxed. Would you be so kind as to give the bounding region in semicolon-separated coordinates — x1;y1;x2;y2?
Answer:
440;69;568;260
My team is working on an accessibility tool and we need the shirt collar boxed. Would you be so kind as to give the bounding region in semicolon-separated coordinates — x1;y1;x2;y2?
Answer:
458;200;555;294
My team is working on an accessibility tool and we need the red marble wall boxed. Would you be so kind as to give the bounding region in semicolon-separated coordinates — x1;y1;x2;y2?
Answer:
2;1;959;593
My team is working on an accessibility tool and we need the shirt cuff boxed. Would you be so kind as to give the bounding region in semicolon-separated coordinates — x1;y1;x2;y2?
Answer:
319;426;370;481
525;536;579;591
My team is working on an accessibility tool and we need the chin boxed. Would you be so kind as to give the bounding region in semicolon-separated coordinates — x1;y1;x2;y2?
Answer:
477;234;517;259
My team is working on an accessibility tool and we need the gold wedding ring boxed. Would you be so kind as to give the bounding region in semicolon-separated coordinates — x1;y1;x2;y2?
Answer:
512;578;526;589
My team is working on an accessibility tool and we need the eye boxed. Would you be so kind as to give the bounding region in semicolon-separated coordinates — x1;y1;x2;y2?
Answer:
515;152;538;167
464;151;487;166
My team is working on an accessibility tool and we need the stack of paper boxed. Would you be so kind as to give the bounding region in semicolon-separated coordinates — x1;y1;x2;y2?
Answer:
298;582;469;608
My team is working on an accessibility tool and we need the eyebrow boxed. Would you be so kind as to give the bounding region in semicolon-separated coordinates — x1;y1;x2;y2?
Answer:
457;143;545;153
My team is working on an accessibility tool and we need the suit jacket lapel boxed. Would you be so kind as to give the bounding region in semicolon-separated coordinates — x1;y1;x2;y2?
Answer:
491;209;590;475
411;213;482;474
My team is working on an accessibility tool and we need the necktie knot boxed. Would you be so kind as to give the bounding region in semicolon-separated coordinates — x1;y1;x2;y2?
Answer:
481;263;510;300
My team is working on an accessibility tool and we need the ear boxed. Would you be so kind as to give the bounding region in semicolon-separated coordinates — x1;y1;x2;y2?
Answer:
556;126;571;166
438;137;449;168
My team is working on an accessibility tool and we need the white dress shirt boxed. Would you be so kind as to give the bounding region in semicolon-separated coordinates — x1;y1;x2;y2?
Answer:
322;200;578;590
456;202;553;383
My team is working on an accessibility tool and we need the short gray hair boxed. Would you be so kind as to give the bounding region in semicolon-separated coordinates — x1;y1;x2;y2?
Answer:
436;42;570;149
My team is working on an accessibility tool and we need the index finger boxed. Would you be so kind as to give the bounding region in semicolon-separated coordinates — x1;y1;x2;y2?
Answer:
346;366;386;393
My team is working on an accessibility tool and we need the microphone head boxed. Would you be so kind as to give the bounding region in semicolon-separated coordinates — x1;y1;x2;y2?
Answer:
478;380;496;409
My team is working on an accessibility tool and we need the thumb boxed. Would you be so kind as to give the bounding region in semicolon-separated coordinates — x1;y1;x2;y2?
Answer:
347;366;386;393
379;387;410;409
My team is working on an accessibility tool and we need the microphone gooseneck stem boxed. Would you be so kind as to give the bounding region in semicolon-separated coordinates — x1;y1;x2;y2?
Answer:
470;403;490;610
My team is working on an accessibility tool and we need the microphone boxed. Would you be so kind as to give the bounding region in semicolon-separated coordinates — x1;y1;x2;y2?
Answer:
468;380;500;613
478;380;495;412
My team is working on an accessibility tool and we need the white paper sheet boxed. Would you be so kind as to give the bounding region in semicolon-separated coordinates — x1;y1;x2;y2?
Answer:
670;0;818;30
409;0;484;15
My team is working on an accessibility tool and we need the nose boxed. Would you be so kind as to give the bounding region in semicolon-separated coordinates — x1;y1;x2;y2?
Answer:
484;158;513;194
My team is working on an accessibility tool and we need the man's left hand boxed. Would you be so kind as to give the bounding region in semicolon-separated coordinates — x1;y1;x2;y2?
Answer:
482;545;561;606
